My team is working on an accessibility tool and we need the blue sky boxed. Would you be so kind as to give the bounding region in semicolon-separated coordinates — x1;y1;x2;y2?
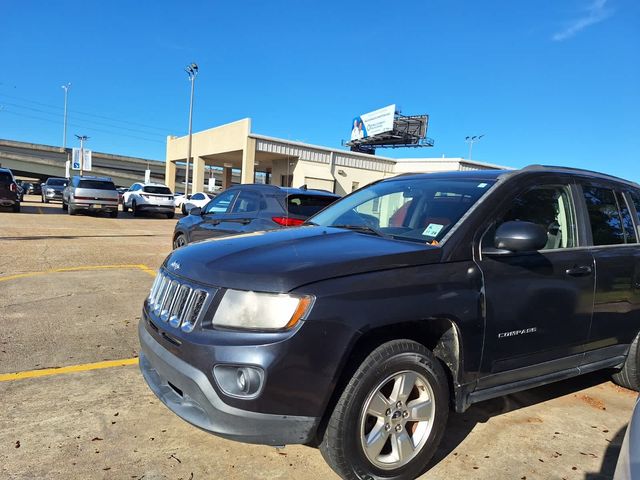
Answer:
1;0;639;179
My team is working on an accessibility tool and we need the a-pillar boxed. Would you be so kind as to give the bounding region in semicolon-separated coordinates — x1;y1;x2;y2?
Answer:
222;167;232;190
165;159;176;192
191;156;205;194
241;137;256;184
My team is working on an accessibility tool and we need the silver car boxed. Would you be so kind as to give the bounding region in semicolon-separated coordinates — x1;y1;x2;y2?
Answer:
615;395;640;480
62;176;119;217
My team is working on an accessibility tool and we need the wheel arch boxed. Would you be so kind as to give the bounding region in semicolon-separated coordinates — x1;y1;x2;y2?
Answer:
311;317;463;446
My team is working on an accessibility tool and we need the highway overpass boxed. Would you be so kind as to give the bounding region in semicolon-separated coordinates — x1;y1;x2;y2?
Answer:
0;138;173;187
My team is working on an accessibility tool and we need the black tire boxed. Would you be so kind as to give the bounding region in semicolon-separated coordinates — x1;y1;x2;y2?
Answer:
181;204;187;216
132;201;140;217
109;210;118;218
612;332;640;391
68;205;76;215
167;212;175;219
320;340;449;480
43;195;49;204
173;233;187;249
41;194;45;203
122;202;128;213
62;201;68;211
12;203;20;213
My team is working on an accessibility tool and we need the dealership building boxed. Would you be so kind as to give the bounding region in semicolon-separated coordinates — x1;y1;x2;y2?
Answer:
164;118;507;196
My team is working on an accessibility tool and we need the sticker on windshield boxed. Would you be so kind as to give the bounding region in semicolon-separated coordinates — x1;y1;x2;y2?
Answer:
477;183;488;188
423;223;444;237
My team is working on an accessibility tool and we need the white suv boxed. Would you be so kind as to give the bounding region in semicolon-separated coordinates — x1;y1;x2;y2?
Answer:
122;182;175;218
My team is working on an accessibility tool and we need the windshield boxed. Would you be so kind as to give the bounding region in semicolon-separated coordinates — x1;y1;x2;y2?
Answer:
48;179;67;187
309;177;495;244
143;186;172;195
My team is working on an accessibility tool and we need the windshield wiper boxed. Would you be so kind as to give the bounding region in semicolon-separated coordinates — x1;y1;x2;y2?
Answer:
331;224;388;238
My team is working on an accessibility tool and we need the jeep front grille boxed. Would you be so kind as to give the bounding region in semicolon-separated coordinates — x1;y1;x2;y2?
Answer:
147;271;212;333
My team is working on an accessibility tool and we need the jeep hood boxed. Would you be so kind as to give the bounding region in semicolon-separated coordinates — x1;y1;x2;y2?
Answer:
163;226;441;292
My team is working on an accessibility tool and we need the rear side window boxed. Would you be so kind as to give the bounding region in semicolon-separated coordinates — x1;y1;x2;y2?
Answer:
617;192;637;243
78;180;116;190
286;194;337;217
630;191;640;226
143;186;172;195
232;190;262;213
204;189;236;214
582;185;625;245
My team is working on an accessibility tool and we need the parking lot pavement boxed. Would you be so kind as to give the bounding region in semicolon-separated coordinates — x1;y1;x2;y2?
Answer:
0;196;638;479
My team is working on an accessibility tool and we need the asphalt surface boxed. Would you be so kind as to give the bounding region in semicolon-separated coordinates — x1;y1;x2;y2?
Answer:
0;196;637;479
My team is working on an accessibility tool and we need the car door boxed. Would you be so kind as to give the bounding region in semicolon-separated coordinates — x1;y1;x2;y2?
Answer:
189;189;239;242
476;179;595;389
124;184;138;207
580;183;640;361
213;189;264;234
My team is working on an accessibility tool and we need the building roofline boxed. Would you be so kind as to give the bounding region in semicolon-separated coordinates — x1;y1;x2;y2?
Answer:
249;133;398;164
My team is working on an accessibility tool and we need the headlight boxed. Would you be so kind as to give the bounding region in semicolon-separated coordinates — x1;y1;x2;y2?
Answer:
47;188;55;193
212;289;314;331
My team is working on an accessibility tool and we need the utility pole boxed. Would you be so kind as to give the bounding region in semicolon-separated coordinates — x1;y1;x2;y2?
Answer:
75;134;89;176
465;135;484;160
184;63;198;195
61;83;72;149
62;83;72;177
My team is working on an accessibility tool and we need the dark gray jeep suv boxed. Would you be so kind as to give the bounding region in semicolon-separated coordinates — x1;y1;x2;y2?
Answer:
139;166;640;480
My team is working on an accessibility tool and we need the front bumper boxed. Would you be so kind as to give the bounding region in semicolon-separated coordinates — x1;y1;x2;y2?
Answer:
138;320;319;445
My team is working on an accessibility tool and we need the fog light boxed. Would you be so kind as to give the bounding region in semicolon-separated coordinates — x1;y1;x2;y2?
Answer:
213;364;264;399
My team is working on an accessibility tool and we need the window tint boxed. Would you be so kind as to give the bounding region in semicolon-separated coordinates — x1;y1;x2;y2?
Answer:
204;189;236;214
582;186;625;245
191;193;205;200
143;186;172;195
286;194;337;217
629;191;640;228
0;172;13;185
47;179;67;187
232;190;262;213
486;185;576;250
129;184;140;191
78;180;116;191
617;192;637;243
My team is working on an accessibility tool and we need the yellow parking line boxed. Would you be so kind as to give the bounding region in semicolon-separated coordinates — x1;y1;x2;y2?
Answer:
0;357;139;382
0;264;157;283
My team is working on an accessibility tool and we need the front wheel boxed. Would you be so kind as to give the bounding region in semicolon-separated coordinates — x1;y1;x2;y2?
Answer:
132;201;140;217
173;233;187;249
320;340;449;480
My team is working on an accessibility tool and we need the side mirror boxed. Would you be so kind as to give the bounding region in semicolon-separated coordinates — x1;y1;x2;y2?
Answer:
484;221;547;255
189;207;202;216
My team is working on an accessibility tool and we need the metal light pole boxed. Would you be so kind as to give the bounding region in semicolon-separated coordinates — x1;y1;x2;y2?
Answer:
61;83;72;149
75;134;89;176
184;63;198;196
465;135;484;160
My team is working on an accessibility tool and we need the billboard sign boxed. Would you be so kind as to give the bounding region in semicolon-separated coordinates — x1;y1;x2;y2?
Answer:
350;104;396;141
71;148;92;171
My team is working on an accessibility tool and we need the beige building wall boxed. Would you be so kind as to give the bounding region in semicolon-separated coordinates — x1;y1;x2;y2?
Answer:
165;119;509;195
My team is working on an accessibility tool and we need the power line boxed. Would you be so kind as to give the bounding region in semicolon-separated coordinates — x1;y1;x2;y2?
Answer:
0;93;171;133
2;101;168;138
1;109;165;144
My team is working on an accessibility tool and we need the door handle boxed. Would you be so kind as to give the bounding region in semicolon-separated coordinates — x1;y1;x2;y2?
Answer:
565;265;592;277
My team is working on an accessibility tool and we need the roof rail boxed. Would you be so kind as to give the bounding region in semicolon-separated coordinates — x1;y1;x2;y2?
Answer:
521;164;639;187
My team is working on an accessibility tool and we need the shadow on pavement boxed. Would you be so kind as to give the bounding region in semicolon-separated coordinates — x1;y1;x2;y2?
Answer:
428;371;616;469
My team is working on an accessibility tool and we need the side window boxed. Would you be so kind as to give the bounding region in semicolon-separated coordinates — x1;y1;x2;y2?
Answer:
231;190;262;214
204;190;236;214
629;190;640;235
582;185;625;246
484;185;576;250
616;192;637;243
191;193;204;200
